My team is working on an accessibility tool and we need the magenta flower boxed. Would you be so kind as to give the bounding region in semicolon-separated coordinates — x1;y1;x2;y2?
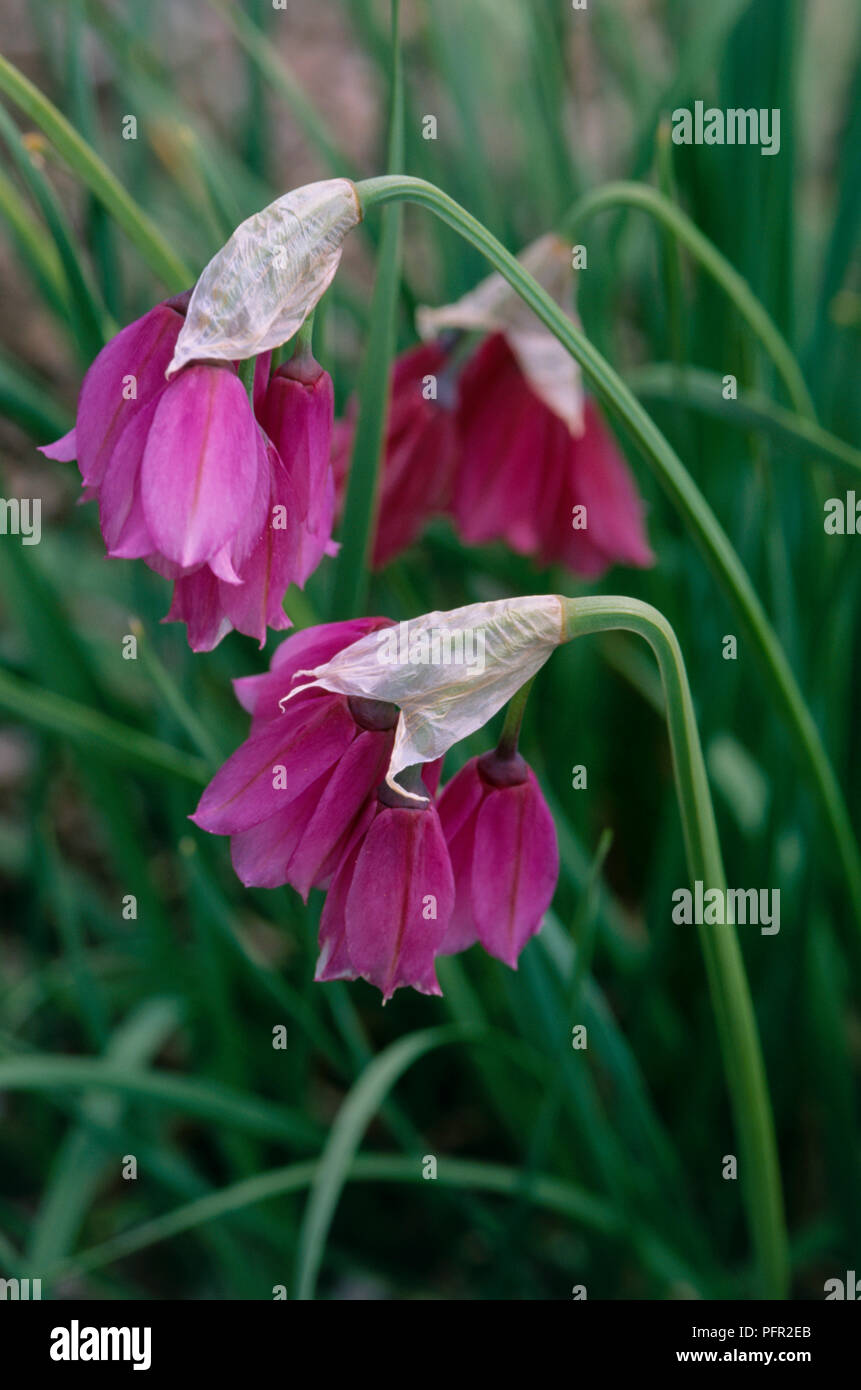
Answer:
437;748;559;967
332;341;458;567
193;599;565;999
452;332;653;576
192;618;402;897
257;353;338;586
41;297;336;650
316;775;455;1000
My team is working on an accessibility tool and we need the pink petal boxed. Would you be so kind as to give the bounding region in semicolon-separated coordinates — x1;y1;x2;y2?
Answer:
142;364;259;568
568;399;653;568
98;399;159;558
471;771;559;968
39;427;77;462
74;302;183;488
217;441;301;647
259;363;335;586
163;567;232;652
253;351;272;412
286;728;393;899
454;335;548;550
345;804;453;1000
229;773;328;888
437;758;485;954
315;804;377;984
191;695;356;835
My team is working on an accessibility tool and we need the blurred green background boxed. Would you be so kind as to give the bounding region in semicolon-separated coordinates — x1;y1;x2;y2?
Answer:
0;0;859;1300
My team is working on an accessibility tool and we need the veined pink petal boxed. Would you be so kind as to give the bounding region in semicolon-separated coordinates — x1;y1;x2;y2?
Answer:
229;774;328;888
471;771;559;968
163;567;232;652
260;362;332;519
259;360;335;586
315;803;377;984
453;334;546;549
253;351;272;412
98;398;158;558
141;364;259;568
345;804;453;1000
218;443;301;647
437;757;485;954
190;695;356;835
72;302;183;488
569;399;654;568
286;728;393;900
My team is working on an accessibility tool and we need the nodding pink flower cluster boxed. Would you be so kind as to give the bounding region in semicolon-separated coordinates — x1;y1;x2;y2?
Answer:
333;332;653;576
192;619;559;1000
41;295;337;651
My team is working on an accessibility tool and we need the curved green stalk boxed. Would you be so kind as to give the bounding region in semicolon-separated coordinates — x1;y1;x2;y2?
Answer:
0;53;191;291
561;595;787;1299
355;176;861;932
562;181;815;421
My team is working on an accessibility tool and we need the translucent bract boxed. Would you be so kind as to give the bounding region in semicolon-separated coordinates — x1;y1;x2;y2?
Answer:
167;179;362;377
286;595;566;797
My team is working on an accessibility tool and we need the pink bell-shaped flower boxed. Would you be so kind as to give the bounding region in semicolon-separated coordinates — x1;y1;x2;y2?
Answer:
438;748;559;967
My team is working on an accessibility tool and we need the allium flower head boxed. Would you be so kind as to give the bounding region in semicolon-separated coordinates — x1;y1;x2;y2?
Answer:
42;301;337;650
191;618;399;895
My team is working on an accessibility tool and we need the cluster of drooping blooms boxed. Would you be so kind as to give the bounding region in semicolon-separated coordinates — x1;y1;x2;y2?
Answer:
41;293;337;651
192;611;561;1000
37;182;637;1000
333;238;653;576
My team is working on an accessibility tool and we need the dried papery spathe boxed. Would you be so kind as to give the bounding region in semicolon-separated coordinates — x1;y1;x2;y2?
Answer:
285;595;566;798
416;234;585;433
166;179;362;377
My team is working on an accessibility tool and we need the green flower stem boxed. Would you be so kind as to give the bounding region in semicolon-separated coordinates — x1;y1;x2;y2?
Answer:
562;180;815;421
497;676;535;758
291;311;316;364
561;595;787;1299
0;53;191;292
355;175;861;934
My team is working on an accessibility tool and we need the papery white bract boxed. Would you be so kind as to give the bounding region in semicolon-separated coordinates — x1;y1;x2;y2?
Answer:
286;595;565;797
416;235;585;433
167;179;362;377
